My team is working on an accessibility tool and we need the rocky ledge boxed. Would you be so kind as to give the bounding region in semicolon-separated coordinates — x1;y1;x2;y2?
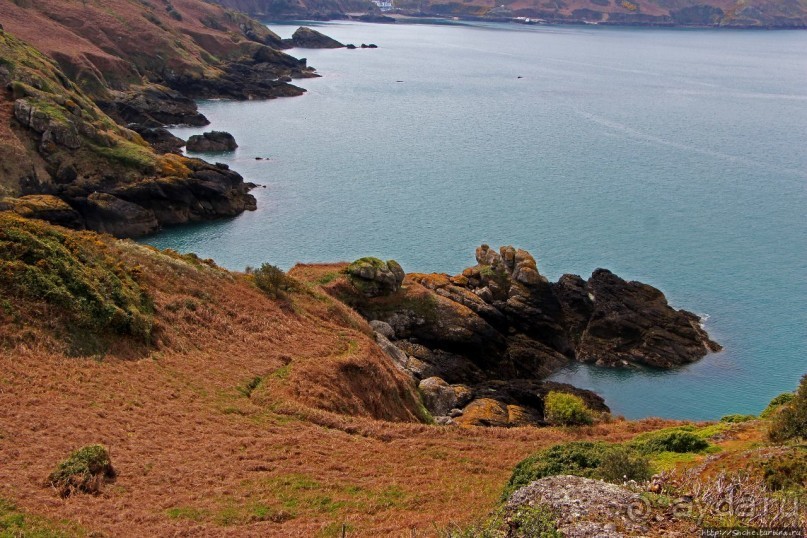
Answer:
297;245;720;426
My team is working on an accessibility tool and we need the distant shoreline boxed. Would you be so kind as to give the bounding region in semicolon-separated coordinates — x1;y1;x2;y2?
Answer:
263;12;807;31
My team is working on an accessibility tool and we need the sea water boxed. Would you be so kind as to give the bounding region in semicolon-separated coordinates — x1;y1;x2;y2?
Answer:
145;21;807;420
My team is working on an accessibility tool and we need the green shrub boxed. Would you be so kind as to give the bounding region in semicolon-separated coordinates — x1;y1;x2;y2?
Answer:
597;446;653;483
503;441;606;498
630;428;709;454
721;414;756;423
250;263;293;298
761;449;807;492
543;391;593;426
48;445;115;498
767;375;807;443
504;441;653;499
761;393;796;418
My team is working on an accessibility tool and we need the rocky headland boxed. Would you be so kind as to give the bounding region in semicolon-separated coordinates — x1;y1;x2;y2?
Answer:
0;1;343;237
291;244;720;426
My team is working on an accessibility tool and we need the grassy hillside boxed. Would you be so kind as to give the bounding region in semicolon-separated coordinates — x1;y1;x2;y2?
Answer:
0;215;694;536
0;216;803;536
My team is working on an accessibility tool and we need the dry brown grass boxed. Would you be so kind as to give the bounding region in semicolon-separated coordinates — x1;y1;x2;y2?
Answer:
0;230;683;536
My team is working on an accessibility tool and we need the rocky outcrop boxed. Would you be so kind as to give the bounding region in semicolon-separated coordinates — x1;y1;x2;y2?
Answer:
98;85;209;128
306;245;719;427
66;160;257;237
286;27;344;48
186;131;238;153
167;47;316;101
556;269;722;368
0;31;257;238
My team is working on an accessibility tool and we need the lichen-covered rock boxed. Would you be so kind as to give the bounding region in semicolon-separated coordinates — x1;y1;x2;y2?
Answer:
505;475;650;537
0;195;83;229
307;245;719;428
186;131;238;153
346;257;405;297
418;377;474;416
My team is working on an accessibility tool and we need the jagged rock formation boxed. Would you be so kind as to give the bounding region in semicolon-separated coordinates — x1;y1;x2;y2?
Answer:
285;27;345;48
186;131;238;153
295;245;720;426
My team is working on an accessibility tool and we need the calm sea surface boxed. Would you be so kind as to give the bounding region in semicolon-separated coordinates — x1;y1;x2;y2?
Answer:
146;21;807;420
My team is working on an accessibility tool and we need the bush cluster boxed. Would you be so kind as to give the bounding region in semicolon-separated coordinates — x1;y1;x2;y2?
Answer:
543;391;593;426
48;445;115;498
503;441;653;498
767;375;807;443
249;263;294;299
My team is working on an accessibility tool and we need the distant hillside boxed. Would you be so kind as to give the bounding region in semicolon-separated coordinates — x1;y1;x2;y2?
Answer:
0;0;305;96
213;0;378;20
212;0;807;27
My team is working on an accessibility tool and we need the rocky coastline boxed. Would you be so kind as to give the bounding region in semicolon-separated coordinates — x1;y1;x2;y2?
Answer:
292;245;721;427
0;1;338;238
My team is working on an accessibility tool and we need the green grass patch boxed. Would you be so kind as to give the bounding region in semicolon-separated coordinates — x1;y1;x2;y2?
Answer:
166;506;208;521
0;498;86;537
86;139;157;173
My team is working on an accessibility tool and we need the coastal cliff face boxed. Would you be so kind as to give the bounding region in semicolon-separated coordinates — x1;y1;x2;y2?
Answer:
291;245;720;426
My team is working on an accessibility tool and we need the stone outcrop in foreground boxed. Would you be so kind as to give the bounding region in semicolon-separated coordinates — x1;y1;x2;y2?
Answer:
301;245;720;426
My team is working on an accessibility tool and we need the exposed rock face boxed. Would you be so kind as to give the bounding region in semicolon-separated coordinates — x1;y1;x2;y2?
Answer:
314;245;719;427
287;27;344;48
186;131;238;153
167;47;316;101
98;85;209;128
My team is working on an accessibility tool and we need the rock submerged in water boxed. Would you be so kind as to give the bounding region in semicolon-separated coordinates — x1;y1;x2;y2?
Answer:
186;131;238;153
304;245;721;427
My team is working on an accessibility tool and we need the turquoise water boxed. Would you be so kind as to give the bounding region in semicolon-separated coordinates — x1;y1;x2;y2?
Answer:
147;21;807;420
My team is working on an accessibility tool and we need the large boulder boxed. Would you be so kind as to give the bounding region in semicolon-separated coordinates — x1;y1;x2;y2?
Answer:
418;377;473;416
186;131;238;153
346;257;405;297
505;476;656;537
288;27;344;49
